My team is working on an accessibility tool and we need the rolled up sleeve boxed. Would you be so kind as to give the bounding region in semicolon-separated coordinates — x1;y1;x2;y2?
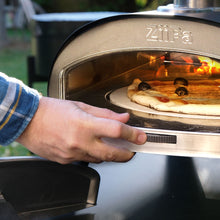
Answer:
0;72;40;145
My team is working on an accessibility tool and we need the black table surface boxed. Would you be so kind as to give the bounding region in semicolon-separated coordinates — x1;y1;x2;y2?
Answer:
69;153;220;220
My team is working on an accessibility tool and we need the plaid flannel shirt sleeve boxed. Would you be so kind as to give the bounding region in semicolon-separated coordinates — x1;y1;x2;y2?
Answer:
0;72;40;145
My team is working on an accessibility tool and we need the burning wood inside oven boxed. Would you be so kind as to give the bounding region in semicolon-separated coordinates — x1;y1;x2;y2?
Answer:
137;52;220;79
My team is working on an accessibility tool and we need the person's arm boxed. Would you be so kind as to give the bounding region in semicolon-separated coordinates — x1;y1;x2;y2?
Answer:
0;72;40;145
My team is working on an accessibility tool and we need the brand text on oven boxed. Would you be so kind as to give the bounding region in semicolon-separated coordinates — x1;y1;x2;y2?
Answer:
146;24;193;44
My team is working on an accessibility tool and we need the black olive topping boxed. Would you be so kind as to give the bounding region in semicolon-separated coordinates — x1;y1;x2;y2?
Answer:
174;77;188;86
138;82;151;91
175;87;188;96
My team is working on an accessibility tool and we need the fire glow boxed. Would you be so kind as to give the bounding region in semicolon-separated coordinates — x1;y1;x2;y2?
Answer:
153;53;220;78
195;56;220;75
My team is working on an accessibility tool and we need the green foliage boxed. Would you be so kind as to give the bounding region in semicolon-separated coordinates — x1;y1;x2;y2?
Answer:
145;0;172;11
136;0;148;8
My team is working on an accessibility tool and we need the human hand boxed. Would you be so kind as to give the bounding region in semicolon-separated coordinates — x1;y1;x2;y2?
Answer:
16;97;147;164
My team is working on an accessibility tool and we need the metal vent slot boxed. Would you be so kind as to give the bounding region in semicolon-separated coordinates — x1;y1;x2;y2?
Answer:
146;133;177;144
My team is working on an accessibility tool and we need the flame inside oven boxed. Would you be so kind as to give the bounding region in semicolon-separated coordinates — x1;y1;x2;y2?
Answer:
143;52;220;79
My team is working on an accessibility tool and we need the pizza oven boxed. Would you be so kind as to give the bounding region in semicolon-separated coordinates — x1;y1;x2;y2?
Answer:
49;1;220;159
46;1;220;219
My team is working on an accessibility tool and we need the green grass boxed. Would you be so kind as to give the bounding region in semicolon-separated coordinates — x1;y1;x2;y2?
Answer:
0;45;30;83
0;29;48;94
0;28;48;156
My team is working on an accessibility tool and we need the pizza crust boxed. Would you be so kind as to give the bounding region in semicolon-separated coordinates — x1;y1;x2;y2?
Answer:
127;78;220;116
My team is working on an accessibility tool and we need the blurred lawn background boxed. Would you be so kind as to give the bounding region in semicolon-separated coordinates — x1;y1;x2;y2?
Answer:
0;28;47;157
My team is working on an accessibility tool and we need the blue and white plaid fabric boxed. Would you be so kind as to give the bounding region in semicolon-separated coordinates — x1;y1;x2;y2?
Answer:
0;72;40;145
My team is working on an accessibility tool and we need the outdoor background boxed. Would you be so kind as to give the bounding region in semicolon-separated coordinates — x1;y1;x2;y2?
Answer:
0;0;170;157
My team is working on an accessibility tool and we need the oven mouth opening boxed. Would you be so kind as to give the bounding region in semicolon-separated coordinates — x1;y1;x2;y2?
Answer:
63;50;220;119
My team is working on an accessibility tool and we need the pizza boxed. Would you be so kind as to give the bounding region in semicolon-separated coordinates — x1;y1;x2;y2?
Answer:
127;78;220;116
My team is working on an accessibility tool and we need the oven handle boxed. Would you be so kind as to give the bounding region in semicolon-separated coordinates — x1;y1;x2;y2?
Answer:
145;133;177;144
